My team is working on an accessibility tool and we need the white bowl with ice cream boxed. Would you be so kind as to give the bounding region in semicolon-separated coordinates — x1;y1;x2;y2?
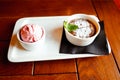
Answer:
17;24;45;51
64;14;100;46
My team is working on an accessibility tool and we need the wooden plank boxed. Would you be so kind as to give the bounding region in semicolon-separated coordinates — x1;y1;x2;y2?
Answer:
0;18;19;41
93;0;120;71
0;0;96;17
77;54;120;80
0;74;77;80
34;59;76;74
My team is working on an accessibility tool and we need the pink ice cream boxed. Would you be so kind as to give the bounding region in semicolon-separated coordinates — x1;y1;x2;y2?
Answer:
20;24;43;43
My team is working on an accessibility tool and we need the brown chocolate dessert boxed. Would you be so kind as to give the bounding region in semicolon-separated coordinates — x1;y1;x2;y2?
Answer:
69;18;96;38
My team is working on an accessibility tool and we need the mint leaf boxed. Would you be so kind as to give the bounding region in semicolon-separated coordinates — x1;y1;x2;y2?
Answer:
63;21;68;28
63;21;78;32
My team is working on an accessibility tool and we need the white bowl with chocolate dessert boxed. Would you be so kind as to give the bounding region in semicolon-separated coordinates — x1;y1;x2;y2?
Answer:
64;14;100;46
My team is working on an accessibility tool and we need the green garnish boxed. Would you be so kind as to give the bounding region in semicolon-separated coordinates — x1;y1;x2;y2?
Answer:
63;21;78;32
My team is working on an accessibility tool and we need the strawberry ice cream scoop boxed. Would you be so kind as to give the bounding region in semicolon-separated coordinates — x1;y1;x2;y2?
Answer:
20;24;43;43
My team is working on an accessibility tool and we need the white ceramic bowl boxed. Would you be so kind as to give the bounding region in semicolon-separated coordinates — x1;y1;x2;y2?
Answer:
17;26;45;51
64;14;100;46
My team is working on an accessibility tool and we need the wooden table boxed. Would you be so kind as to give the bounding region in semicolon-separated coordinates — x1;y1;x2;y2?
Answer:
0;0;120;80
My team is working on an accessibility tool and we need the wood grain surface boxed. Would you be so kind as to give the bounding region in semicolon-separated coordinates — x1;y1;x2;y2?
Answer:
0;0;120;80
